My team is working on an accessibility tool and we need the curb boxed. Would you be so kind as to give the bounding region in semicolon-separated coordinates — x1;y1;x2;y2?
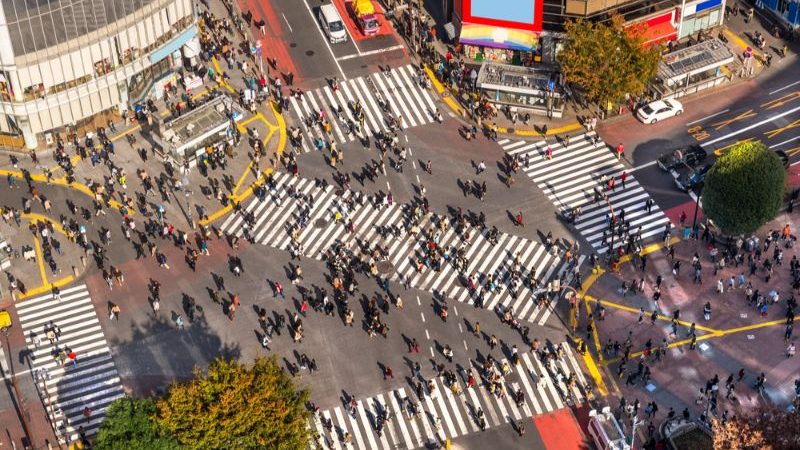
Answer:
422;65;585;138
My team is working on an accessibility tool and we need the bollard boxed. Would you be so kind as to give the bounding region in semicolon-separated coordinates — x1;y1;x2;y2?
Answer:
80;256;86;267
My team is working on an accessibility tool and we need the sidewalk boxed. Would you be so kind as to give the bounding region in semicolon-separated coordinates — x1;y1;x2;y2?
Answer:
0;0;286;303
583;211;799;435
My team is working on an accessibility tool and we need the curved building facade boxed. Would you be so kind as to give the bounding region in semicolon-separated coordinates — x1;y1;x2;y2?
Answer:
0;0;199;148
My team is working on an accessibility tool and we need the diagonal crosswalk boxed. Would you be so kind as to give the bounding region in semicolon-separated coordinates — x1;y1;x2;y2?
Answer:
309;343;588;449
288;65;439;152
15;284;124;442
219;171;576;325
499;132;671;254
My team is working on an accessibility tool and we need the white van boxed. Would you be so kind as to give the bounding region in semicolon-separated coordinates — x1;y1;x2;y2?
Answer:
318;4;347;43
587;407;630;450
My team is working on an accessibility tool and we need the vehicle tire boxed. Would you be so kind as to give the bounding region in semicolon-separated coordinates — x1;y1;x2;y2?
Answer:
675;110;683;116
650;119;658;124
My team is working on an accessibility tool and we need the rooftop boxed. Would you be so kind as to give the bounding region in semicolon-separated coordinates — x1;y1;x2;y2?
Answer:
158;95;241;152
1;0;159;56
476;61;560;92
659;38;735;79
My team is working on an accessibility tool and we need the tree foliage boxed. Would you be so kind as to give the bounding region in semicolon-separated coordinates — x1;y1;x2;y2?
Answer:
94;396;181;450
712;406;800;449
703;141;786;235
559;15;662;106
156;356;310;450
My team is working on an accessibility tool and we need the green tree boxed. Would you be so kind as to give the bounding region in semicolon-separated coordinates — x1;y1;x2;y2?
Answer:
703;141;786;235
156;356;310;450
559;15;662;107
94;396;180;450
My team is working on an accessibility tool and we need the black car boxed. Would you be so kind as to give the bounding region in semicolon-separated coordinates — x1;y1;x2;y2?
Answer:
657;144;707;171
675;163;713;192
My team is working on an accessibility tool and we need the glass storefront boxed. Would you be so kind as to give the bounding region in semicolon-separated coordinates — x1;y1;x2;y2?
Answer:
680;9;722;38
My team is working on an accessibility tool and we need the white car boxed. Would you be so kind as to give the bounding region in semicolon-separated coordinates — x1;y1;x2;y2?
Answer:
636;99;683;124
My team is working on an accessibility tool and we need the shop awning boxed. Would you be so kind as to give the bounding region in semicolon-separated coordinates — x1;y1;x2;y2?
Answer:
459;22;539;51
636;21;678;45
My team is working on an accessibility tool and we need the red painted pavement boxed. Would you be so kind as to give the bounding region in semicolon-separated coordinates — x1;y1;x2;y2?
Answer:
533;408;591;450
238;0;301;80
663;200;704;228
331;0;395;41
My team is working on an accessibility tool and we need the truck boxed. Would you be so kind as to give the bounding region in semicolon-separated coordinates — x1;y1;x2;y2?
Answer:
587;407;630;450
347;0;379;36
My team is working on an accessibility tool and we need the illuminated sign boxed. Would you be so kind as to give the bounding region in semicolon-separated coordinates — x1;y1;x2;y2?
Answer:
462;0;543;32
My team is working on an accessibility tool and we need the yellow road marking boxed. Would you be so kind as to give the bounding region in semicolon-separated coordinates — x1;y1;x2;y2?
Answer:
765;118;800;139
711;109;757;130
785;145;800;156
200;101;287;226
585;295;721;334
724;29;762;67
18;275;75;300
716;319;784;335
32;237;48;288
211;58;236;93
713;138;757;156
583;352;609;396
761;91;800;109
232;161;254;197
21;213;68;236
0;169;127;213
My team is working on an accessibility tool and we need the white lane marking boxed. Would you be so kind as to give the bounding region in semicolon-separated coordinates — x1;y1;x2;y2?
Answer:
685;108;729;126
770;135;800;148
770;80;800;95
300;0;346;79
627;160;657;173
703;105;800;147
281;13;293;32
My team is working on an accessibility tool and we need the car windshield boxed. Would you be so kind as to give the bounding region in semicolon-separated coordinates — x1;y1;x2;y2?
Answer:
641;105;654;114
663;100;674;110
364;18;378;29
330;21;344;32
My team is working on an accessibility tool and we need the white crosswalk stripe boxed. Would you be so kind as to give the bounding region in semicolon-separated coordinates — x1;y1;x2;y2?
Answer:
288;65;436;152
220;171;574;325
499;133;672;254
15;284;124;442
309;345;587;449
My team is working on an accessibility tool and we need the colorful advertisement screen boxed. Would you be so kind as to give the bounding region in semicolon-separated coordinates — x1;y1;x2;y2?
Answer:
463;0;542;32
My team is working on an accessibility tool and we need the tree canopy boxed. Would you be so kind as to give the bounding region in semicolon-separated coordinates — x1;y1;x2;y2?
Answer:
94;396;180;450
156;356;310;450
559;15;662;107
712;406;800;449
703;141;786;235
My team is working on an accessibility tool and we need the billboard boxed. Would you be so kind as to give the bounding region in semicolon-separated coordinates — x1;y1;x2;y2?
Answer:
462;0;543;32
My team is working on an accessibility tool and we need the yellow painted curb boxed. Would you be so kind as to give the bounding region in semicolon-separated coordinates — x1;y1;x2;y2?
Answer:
21;213;68;237
724;29;762;67
17;275;75;300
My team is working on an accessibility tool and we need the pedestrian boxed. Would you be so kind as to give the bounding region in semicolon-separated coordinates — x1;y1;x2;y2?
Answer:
638;307;645;324
83;406;92;424
787;342;796;357
384;366;394;379
274;281;285;299
615;143;625;160
545;146;553;160
109;303;121;321
473;321;481;337
395;296;403;309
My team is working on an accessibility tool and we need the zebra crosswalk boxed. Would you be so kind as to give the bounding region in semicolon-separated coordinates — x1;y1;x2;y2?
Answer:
219;171;576;325
310;343;588;449
288;65;439;152
15;284;124;442
500;133;671;254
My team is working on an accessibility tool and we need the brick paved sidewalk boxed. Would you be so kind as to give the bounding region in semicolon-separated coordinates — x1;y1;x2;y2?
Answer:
579;210;799;442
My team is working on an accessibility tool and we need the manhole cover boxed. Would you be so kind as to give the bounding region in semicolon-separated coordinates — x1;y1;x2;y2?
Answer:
305;50;314;56
315;218;328;228
507;128;514;134
377;261;394;274
290;43;297;48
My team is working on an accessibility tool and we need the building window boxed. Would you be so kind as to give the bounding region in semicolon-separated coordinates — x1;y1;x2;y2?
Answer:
23;84;45;100
777;0;789;14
